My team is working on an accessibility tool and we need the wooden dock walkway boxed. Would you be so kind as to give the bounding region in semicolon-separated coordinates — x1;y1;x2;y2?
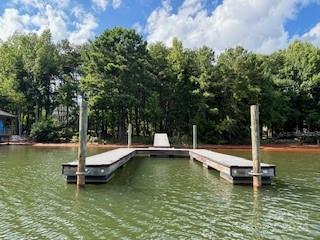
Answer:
62;148;275;185
189;149;275;184
62;148;136;183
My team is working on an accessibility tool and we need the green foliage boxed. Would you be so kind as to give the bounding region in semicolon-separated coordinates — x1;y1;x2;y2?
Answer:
81;27;150;141
30;119;60;142
0;32;80;134
0;42;25;104
1;28;320;144
58;127;76;142
30;119;75;142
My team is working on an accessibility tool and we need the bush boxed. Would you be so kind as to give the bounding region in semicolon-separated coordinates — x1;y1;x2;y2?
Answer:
170;134;191;145
58;127;75;142
30;119;76;143
30;119;60;142
70;135;79;143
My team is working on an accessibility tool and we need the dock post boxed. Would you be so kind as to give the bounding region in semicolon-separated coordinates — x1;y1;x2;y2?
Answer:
18;107;22;136
250;105;262;187
128;123;132;148
193;125;197;149
77;99;88;187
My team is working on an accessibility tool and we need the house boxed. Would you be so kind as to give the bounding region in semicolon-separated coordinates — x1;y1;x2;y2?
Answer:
0;110;15;142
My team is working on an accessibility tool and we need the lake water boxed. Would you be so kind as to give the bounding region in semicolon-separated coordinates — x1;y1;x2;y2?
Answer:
0;146;319;239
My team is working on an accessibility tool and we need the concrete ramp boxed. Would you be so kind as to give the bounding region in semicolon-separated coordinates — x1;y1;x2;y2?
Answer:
153;133;170;148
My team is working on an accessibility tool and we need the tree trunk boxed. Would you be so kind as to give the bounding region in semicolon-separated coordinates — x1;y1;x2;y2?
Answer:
135;106;140;136
35;104;39;122
66;106;69;127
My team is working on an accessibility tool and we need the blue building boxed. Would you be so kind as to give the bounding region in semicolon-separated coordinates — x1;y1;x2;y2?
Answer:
0;110;15;142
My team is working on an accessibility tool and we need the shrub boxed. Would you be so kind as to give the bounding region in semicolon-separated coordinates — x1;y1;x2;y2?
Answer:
70;135;79;143
58;127;75;142
30;118;77;142
30;119;61;142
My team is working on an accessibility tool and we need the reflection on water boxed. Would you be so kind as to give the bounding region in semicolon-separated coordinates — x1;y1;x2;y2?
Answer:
0;146;319;239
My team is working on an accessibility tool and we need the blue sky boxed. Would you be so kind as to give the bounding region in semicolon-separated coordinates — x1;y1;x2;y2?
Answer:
92;0;221;34
0;0;320;53
285;1;320;37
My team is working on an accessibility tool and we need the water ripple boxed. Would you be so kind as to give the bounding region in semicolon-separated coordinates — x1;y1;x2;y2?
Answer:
0;146;319;239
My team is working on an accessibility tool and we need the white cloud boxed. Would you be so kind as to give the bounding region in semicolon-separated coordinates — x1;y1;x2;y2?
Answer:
13;0;70;10
146;0;317;53
91;0;122;10
12;0;44;9
301;22;320;46
0;8;30;40
69;13;98;45
0;0;99;45
112;0;122;9
37;5;69;42
92;0;108;11
133;22;144;34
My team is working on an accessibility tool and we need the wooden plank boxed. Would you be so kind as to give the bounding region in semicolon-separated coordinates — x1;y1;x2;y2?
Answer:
189;149;275;168
63;148;136;166
220;172;234;183
189;151;231;176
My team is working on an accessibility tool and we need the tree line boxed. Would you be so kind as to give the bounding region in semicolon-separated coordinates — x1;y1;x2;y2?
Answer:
0;28;319;143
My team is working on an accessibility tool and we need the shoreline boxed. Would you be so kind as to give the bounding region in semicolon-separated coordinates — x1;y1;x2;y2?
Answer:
2;142;320;152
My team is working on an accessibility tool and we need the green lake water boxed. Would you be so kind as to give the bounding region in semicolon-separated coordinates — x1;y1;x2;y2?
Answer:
0;145;319;239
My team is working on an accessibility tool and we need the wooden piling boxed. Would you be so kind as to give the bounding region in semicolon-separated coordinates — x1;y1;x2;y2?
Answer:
193;125;197;149
250;105;262;187
18;107;22;136
128;123;132;148
76;99;88;187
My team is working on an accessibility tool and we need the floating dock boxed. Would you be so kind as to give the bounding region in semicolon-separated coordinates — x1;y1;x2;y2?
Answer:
189;149;275;184
62;148;275;185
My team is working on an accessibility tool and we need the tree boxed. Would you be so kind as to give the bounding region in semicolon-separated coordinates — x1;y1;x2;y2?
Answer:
214;47;275;142
148;42;174;134
56;40;81;127
281;40;320;131
1;28;320;144
81;27;150;141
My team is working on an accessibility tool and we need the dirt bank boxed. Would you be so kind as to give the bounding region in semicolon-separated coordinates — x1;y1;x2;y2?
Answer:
203;144;320;152
8;142;317;152
31;142;148;148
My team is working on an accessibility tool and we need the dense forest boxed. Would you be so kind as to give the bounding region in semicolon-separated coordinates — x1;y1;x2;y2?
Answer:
0;28;320;144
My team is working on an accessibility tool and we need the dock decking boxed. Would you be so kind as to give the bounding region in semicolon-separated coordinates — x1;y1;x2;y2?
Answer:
189;149;275;184
63;148;136;183
62;148;276;185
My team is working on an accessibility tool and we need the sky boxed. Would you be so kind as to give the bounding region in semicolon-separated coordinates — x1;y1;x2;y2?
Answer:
0;0;320;54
